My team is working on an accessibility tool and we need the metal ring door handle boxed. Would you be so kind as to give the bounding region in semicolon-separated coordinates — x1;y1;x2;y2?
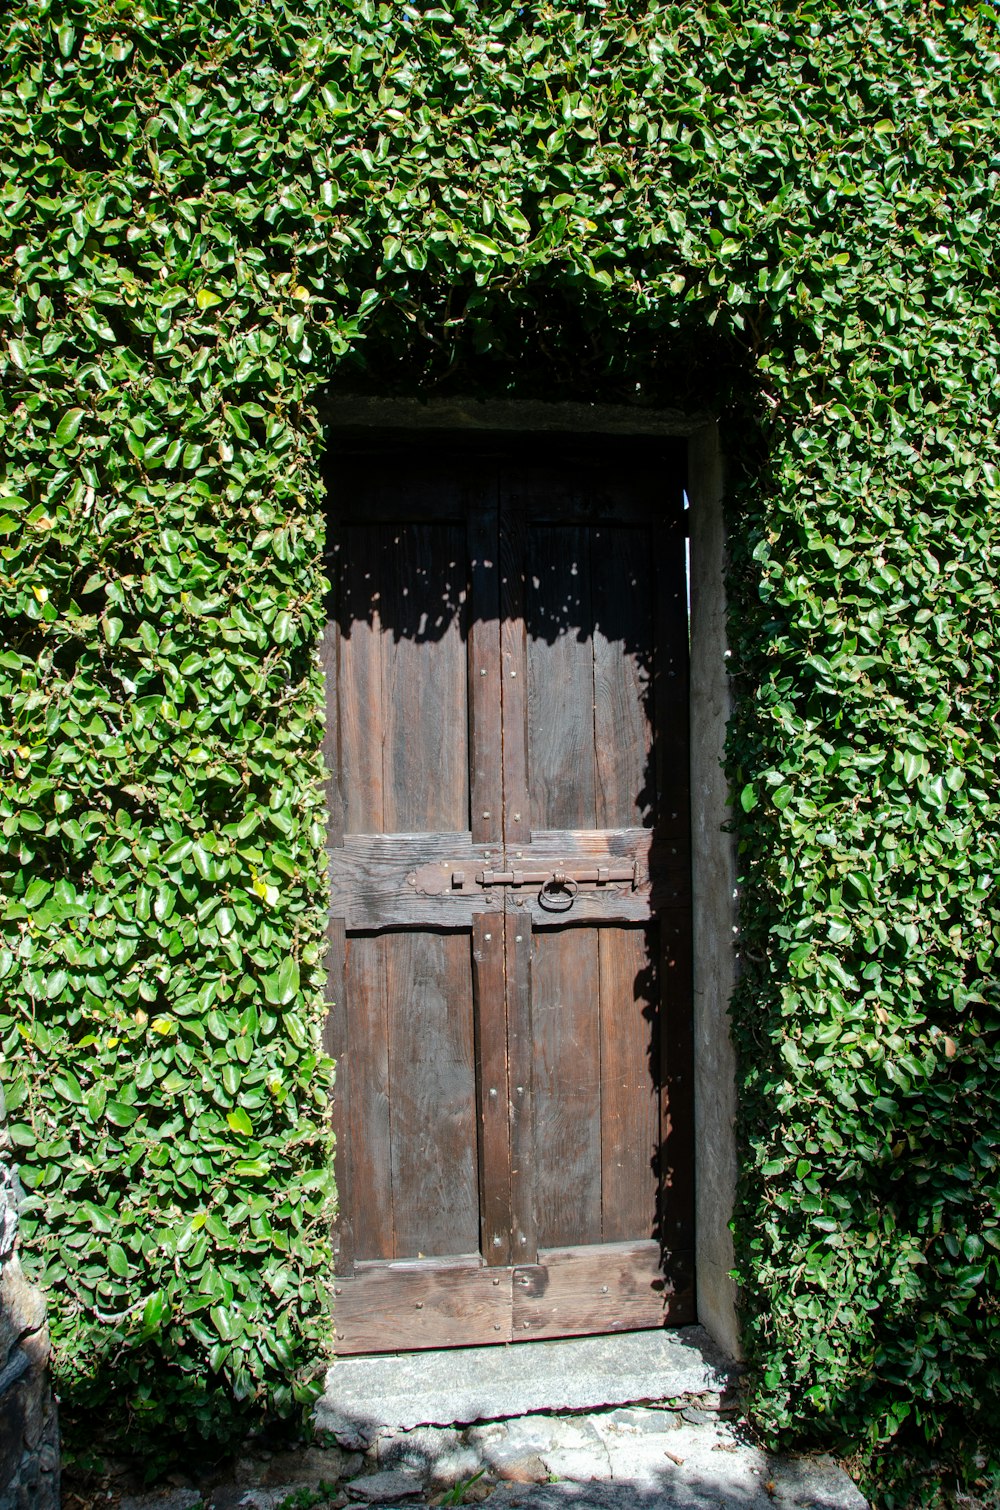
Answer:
538;876;579;911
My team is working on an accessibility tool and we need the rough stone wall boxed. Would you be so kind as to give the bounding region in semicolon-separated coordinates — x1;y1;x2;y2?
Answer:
0;1092;59;1510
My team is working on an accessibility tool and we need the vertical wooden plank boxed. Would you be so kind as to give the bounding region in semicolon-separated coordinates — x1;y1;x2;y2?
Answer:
473;915;511;1265
322;623;345;848
658;911;695;1259
506;909;536;1264
386;931;479;1259
337;527;385;836
323;528;350;1268
468;505;503;847
592;526;655;830
652;478;695;1272
530;926;602;1249
599;925;660;1244
325;916;354;1274
654;506;691;837
524;525;597;831
345;934;393;1260
469;495;509;1264
499;501;530;847
381;524;470;834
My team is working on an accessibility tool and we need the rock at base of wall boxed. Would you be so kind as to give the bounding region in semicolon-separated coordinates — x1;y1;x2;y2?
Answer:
0;1257;60;1510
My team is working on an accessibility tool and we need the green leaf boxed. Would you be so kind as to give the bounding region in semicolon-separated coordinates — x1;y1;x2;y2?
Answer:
108;1243;130;1277
261;956;299;1006
226;1107;253;1138
55;408;85;446
467;233;501;256
52;1070;83;1103
105;1101;139;1127
142;1290;167;1329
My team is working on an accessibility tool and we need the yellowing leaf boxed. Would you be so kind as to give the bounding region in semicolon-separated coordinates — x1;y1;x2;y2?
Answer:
227;1107;253;1137
195;288;223;310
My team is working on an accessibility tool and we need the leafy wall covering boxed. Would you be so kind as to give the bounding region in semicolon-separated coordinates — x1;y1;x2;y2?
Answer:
1;0;997;1501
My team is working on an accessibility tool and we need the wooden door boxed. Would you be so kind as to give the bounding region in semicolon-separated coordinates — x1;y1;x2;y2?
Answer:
324;438;693;1354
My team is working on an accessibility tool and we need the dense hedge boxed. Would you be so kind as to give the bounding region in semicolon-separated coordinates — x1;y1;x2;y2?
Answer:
2;0;998;1500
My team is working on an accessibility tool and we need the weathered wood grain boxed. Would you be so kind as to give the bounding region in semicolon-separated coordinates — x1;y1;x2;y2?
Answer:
592;525;655;830
345;933;392;1260
328;833;502;930
512;1240;666;1339
499;504;530;847
658;909;696;1259
468;506;503;847
505;912;536;1265
599;925;659;1244
336;529;384;835
653;512;691;835
327;829;687;929
320;625;345;846
530;926;602;1249
387;931;479;1259
334;1257;513;1353
515;829;688;926
525;524;597;831
380;523;469;834
328;443;695;1354
473;916;511;1265
325;916;354;1274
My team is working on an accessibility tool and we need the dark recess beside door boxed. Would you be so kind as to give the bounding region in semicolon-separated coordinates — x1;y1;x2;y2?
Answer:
323;434;694;1353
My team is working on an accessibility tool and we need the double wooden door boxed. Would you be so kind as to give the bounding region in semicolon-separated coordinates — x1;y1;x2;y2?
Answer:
324;439;693;1353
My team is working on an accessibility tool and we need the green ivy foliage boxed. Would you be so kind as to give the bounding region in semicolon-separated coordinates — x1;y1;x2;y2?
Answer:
2;0;998;1497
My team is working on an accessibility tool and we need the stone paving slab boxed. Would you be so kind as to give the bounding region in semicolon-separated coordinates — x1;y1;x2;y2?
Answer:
115;1330;868;1510
317;1326;737;1435
119;1408;867;1510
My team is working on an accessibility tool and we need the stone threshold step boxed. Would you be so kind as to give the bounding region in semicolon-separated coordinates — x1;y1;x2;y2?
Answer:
317;1325;739;1437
